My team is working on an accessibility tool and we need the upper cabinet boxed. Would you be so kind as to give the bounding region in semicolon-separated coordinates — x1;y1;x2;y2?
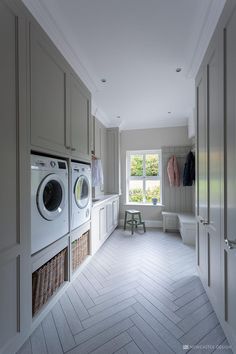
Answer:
29;21;91;160
107;128;121;195
70;73;91;162
30;22;68;154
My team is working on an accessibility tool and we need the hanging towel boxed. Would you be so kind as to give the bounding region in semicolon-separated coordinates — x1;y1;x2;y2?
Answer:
167;155;180;187
183;151;195;186
92;159;104;187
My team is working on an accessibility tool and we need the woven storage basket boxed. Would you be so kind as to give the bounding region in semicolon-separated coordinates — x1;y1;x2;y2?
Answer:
32;248;67;316
72;231;89;272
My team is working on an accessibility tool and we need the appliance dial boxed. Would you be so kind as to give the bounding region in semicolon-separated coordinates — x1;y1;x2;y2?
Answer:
50;161;56;167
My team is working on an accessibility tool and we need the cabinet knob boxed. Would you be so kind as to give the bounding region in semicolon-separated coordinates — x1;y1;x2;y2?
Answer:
225;238;236;250
65;145;71;150
71;147;76;151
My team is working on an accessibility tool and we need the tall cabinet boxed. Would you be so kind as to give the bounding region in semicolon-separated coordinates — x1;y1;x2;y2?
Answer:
196;0;236;350
0;1;31;354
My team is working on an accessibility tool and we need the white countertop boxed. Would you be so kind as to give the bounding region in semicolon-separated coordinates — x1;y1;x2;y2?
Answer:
92;194;119;207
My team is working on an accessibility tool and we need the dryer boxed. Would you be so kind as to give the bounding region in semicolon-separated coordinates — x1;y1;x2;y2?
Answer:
31;154;69;254
71;162;91;231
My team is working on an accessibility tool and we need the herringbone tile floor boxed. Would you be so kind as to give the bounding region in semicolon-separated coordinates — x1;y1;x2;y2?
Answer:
18;229;232;354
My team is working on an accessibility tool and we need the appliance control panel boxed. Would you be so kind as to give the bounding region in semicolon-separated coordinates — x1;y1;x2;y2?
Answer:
31;154;68;172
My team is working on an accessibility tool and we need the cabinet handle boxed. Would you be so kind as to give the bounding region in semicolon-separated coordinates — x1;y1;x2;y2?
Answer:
199;217;208;226
71;147;76;151
225;238;236;250
65;145;71;150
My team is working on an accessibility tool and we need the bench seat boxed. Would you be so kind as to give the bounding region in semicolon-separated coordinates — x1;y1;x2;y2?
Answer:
162;211;196;246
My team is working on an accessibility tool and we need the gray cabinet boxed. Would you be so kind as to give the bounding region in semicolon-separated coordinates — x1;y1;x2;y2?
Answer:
70;73;91;161
221;4;236;349
0;1;30;353
112;198;119;227
93;117;107;192
107;128;121;195
196;0;236;350
91;196;119;256
94;117;102;158
30;21;68;154
30;22;91;160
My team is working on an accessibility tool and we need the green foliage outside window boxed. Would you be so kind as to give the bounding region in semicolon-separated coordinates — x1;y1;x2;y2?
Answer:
129;186;160;203
145;186;160;203
129;188;143;202
130;155;143;176
146;155;159;176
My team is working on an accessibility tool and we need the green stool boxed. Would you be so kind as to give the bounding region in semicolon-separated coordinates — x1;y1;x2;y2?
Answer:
124;210;146;235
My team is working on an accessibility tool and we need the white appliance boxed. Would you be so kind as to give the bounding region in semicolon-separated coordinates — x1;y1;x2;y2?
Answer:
71;162;91;231
31;154;69;254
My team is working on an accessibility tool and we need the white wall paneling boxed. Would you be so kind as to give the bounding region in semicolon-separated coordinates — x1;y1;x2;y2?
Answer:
162;146;195;214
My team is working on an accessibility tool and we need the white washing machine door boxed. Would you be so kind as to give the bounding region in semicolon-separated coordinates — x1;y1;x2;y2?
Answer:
74;175;90;209
37;173;65;221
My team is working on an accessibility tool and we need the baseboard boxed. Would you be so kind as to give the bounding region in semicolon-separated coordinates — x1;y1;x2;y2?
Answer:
119;219;163;228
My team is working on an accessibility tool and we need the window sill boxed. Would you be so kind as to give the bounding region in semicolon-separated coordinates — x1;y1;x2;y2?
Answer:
125;203;164;207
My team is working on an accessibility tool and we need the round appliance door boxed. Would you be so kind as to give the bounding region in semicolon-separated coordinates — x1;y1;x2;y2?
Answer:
37;174;65;221
74;175;90;209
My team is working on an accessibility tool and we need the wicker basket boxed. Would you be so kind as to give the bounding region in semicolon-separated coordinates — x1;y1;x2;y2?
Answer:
72;231;89;272
32;248;67;316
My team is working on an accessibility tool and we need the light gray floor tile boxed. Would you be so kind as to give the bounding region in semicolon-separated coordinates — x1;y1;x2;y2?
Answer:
18;229;231;354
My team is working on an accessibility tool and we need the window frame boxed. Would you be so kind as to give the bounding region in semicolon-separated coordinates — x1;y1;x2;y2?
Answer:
126;150;162;205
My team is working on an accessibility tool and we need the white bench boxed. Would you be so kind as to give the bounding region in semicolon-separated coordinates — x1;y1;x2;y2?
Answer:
162;211;196;246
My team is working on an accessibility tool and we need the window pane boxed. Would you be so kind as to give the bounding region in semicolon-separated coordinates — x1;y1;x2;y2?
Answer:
145;180;160;203
145;154;159;176
130;155;143;176
129;180;144;203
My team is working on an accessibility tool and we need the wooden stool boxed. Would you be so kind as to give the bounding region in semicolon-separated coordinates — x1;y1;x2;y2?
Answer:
124;210;146;235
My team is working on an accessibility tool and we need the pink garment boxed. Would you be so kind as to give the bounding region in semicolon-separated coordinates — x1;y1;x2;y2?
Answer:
167;155;180;187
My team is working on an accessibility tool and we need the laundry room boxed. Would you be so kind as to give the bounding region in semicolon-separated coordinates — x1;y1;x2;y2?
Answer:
1;0;236;354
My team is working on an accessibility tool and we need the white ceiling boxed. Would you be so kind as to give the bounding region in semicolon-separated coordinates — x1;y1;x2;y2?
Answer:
22;0;226;130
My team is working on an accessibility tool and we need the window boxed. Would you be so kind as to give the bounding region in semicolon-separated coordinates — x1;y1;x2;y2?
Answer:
126;150;162;204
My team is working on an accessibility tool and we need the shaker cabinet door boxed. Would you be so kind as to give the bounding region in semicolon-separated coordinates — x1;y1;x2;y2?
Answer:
70;73;91;161
196;69;208;286
30;22;68;154
222;6;236;349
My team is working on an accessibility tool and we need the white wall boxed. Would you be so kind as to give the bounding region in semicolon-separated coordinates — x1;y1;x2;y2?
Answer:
120;126;193;224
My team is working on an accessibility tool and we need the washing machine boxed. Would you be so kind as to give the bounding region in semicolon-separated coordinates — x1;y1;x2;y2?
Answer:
71;162;91;231
31;154;69;254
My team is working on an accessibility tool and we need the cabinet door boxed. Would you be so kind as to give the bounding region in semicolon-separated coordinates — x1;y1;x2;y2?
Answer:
206;34;222;309
112;199;119;227
30;22;68;154
0;1;30;353
222;7;236;349
106;203;113;234
196;68;208;285
70;73;91;161
90;208;100;255
99;207;106;241
107;128;120;194
94;118;101;158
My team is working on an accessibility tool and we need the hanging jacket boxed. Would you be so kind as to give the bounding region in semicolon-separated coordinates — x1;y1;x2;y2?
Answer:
167;155;180;187
183;151;195;186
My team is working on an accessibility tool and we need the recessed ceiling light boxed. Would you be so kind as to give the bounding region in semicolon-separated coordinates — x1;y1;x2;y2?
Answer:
176;68;182;73
101;78;107;83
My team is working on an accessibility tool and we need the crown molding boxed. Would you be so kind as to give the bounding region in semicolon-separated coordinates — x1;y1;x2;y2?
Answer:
185;0;226;78
91;102;113;128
